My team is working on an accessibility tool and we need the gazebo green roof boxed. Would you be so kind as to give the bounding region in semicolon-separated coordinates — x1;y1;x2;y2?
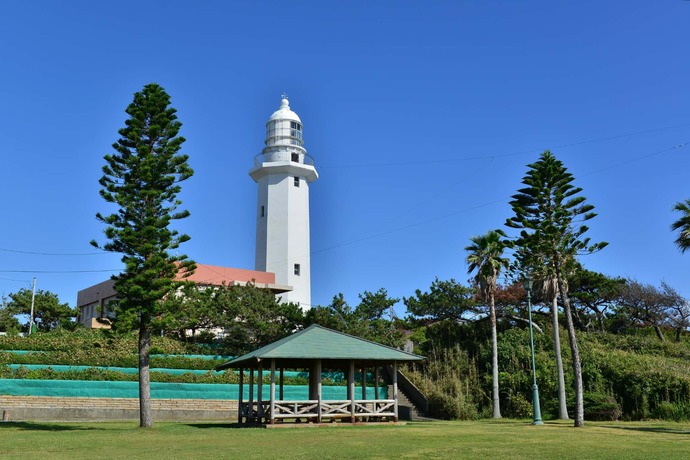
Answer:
216;324;424;370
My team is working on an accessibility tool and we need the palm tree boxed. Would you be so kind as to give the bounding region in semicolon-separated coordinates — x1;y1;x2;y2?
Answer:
466;230;509;419
672;199;690;253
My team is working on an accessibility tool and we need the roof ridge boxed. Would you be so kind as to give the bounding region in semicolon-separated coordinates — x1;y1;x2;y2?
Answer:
215;324;423;371
309;324;423;359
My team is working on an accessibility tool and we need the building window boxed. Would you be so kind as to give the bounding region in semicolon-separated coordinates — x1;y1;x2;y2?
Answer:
294;264;301;276
294;177;299;187
260;205;265;217
291;121;301;131
291;153;299;162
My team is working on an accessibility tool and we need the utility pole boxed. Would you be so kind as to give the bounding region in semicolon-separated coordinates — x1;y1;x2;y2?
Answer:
29;277;36;335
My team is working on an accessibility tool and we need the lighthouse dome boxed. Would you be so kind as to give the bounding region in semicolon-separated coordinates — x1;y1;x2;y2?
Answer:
268;96;301;123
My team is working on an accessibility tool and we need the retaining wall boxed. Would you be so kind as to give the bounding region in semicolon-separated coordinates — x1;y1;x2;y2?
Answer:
0;395;237;422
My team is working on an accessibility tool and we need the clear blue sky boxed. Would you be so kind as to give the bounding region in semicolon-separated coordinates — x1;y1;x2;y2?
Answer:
1;1;689;313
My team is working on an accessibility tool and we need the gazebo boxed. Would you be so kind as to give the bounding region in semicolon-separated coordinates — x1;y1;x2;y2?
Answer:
215;324;424;425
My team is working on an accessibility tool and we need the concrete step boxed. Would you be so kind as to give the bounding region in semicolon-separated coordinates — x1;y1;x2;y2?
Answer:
388;384;424;420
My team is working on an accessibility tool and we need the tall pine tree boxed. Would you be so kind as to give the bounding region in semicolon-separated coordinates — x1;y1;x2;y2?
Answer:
506;150;606;427
92;83;195;428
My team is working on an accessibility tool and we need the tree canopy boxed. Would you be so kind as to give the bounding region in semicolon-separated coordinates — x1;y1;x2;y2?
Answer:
0;294;21;333
6;288;75;332
305;288;404;348
404;278;478;325
672;199;690;253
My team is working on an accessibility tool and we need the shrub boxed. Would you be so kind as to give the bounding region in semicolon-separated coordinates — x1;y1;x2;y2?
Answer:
652;401;690;422
581;392;622;421
404;345;481;420
503;391;532;419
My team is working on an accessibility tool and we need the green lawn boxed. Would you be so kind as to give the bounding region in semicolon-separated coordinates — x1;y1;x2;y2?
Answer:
1;419;688;459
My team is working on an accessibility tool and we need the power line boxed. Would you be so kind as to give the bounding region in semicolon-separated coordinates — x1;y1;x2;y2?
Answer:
311;139;688;256
581;142;689;178
319;122;690;169
0;247;105;256
0;276;31;283
0;269;120;274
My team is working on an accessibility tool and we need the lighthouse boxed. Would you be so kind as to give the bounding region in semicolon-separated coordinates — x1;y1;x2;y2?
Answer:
249;95;318;309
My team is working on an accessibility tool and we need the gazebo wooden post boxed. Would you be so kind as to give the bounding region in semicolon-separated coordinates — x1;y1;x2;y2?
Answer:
316;359;322;423
269;359;276;424
279;367;284;401
257;362;264;423
361;366;367;400
238;367;244;424
374;366;379;400
248;368;254;423
393;361;399;422
348;360;355;423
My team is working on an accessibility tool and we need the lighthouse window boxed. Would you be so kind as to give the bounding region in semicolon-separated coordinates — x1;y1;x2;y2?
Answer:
290;121;301;131
294;264;301;276
291;153;299;162
260;205;265;217
294;176;300;187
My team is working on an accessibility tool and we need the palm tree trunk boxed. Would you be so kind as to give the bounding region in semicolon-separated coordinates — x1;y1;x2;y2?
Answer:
139;322;153;428
557;275;584;427
551;294;569;420
490;292;501;418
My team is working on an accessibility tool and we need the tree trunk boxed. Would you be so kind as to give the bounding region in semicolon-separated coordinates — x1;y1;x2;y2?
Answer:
653;325;666;342
551;295;569;420
489;292;501;418
139;323;153;428
596;309;606;333
505;314;544;334
557;271;584;427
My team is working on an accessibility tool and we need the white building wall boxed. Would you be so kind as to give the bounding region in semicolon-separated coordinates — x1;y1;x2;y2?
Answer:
253;164;314;308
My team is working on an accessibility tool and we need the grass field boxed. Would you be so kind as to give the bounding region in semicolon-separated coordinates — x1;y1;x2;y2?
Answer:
1;419;689;459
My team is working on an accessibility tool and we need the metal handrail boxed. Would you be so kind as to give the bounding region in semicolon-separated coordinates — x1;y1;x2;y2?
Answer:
253;151;316;167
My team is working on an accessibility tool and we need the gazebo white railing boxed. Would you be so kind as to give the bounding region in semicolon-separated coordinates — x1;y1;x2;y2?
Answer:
239;398;396;422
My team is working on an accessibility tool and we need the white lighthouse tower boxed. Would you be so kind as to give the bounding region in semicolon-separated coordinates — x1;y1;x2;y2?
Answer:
250;95;318;308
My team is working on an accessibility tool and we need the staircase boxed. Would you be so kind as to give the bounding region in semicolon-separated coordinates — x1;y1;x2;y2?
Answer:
387;384;422;420
382;366;433;421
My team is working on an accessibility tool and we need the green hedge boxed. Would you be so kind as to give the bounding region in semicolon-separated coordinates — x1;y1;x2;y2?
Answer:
0;329;191;354
0;364;237;384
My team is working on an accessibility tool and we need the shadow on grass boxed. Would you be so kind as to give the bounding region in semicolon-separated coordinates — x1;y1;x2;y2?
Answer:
185;423;252;429
600;425;690;435
0;421;103;431
474;419;561;427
